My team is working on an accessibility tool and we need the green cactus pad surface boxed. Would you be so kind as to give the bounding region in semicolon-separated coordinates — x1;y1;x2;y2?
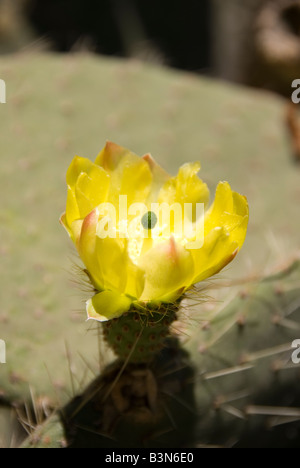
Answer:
185;261;300;447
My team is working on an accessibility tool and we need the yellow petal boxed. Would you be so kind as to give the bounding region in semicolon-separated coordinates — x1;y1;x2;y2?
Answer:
204;182;233;233
65;186;80;229
204;182;249;247
116;157;152;207
176;162;210;206
139;237;194;302
79;208;145;299
95;236;145;299
158;162;210;221
86;290;132;322
125;260;145;300
95;236;128;293
65;156;110;229
71;219;84;247
142;153;170;201
59;212;70;235
66;156;95;188
75;167;110;220
110;158;152;209
189;227;240;284
74;178;94;220
95;142;153;207
76;165;110;207
233;191;249;218
188;182;249;283
78;209;103;290
95;141;131;172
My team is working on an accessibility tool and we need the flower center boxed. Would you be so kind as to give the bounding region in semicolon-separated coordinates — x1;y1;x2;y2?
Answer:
141;211;158;230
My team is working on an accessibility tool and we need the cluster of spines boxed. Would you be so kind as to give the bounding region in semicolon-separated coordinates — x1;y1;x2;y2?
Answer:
102;305;178;363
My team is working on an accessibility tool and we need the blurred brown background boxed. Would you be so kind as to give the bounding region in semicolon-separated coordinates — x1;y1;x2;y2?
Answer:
2;0;300;96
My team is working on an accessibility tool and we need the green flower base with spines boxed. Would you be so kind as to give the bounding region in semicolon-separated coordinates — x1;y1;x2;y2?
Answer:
102;306;178;363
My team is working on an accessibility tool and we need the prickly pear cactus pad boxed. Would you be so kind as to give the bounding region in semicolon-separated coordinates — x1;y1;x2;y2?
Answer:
186;261;300;447
0;52;299;448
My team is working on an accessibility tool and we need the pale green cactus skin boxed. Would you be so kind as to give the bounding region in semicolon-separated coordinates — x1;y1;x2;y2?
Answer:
188;261;300;447
0;53;299;447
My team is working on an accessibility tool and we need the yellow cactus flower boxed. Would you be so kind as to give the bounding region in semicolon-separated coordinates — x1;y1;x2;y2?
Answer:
60;142;249;322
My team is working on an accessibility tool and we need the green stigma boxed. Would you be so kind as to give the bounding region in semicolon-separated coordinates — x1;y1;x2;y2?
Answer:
141;211;158;230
